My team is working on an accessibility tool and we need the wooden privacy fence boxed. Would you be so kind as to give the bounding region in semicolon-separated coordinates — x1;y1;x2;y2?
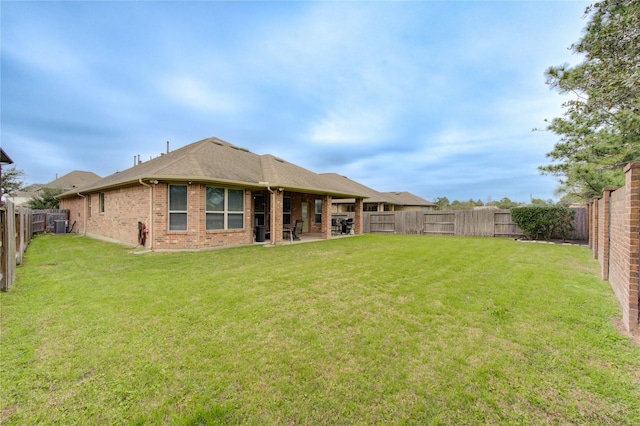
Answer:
352;208;588;240
1;201;35;290
32;209;70;234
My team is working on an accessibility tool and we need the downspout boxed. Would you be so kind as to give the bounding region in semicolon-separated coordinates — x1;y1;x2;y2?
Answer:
76;193;87;235
139;179;153;249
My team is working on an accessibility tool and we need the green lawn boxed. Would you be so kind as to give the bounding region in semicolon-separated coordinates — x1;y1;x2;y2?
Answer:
1;234;639;424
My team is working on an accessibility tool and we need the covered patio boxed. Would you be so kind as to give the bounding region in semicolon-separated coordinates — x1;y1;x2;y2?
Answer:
251;187;365;246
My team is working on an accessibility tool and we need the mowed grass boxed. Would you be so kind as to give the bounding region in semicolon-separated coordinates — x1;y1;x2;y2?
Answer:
1;234;639;424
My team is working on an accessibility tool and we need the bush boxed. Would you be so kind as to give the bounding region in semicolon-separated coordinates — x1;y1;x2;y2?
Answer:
511;206;576;241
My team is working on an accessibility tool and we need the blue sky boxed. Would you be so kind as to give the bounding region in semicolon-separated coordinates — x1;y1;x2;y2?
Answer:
1;0;591;202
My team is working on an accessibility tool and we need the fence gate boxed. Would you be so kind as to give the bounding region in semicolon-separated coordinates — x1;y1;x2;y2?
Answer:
369;213;395;233
423;212;455;235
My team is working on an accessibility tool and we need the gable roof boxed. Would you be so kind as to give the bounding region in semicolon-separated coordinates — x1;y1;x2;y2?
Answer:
58;137;367;199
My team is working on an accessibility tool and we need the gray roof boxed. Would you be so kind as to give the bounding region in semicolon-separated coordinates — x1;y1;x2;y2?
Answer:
47;170;102;190
320;173;389;203
321;174;434;207
381;191;436;207
59;137;367;199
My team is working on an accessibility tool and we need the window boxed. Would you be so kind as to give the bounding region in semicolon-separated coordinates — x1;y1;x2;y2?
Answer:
169;185;188;231
283;197;291;225
315;199;322;224
99;192;105;213
206;187;244;230
88;194;92;217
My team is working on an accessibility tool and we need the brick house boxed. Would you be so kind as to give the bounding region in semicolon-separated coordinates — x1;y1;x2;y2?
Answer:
57;137;367;250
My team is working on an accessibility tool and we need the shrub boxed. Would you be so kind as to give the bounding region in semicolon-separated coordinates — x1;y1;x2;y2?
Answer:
511;206;576;241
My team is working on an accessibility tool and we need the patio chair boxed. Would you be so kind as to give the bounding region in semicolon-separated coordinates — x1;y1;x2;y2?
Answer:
283;219;303;242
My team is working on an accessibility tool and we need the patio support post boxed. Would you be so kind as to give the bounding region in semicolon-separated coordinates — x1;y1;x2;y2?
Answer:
321;195;332;239
270;189;284;245
354;198;364;235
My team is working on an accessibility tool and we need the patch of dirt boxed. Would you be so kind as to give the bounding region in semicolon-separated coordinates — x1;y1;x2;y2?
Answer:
613;318;640;347
515;238;588;246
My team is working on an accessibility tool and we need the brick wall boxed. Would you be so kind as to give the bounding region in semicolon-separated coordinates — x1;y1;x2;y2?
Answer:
152;183;253;250
61;182;254;250
60;196;85;233
591;162;640;332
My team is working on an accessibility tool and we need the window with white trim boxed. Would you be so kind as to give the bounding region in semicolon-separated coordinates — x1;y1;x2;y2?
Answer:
169;185;188;231
206;187;244;230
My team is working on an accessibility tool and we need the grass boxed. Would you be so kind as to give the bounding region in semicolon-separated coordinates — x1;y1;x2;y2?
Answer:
1;233;639;424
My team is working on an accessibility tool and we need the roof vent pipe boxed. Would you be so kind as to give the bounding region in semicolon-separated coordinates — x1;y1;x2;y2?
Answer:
166;141;170;153
134;155;137;167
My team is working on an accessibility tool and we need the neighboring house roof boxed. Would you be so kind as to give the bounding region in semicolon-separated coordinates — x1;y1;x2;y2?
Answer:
381;191;436;207
0;148;14;164
47;170;102;190
22;183;45;192
321;174;435;207
58;137;367;199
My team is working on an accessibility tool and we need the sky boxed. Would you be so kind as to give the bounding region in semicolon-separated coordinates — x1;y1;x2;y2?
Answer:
1;0;592;203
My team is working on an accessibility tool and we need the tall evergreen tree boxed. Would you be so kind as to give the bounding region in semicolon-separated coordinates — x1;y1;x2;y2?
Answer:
540;0;640;200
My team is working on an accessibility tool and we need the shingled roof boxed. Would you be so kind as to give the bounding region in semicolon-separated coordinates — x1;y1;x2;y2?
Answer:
47;170;102;190
59;137;366;199
321;173;434;207
381;191;436;207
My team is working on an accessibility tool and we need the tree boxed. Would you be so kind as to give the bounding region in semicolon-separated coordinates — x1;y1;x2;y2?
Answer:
27;187;64;209
539;0;640;200
450;198;484;210
1;165;25;196
434;196;450;210
488;197;523;209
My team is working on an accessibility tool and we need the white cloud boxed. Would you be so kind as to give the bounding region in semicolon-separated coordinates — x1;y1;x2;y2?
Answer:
158;74;244;115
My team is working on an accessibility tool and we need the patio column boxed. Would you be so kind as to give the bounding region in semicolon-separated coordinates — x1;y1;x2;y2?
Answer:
269;189;285;245
321;195;332;239
354;198;364;235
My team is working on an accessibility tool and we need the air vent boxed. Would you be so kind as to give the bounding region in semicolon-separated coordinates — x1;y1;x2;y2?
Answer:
230;144;250;152
212;140;224;146
274;157;285;163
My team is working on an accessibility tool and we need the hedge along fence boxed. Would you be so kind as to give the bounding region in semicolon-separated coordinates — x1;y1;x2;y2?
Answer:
350;208;588;240
511;206;576;241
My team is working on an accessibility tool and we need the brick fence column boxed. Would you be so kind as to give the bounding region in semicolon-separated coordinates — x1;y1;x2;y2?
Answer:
592;196;600;260
624;162;640;330
600;187;618;280
587;200;594;250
